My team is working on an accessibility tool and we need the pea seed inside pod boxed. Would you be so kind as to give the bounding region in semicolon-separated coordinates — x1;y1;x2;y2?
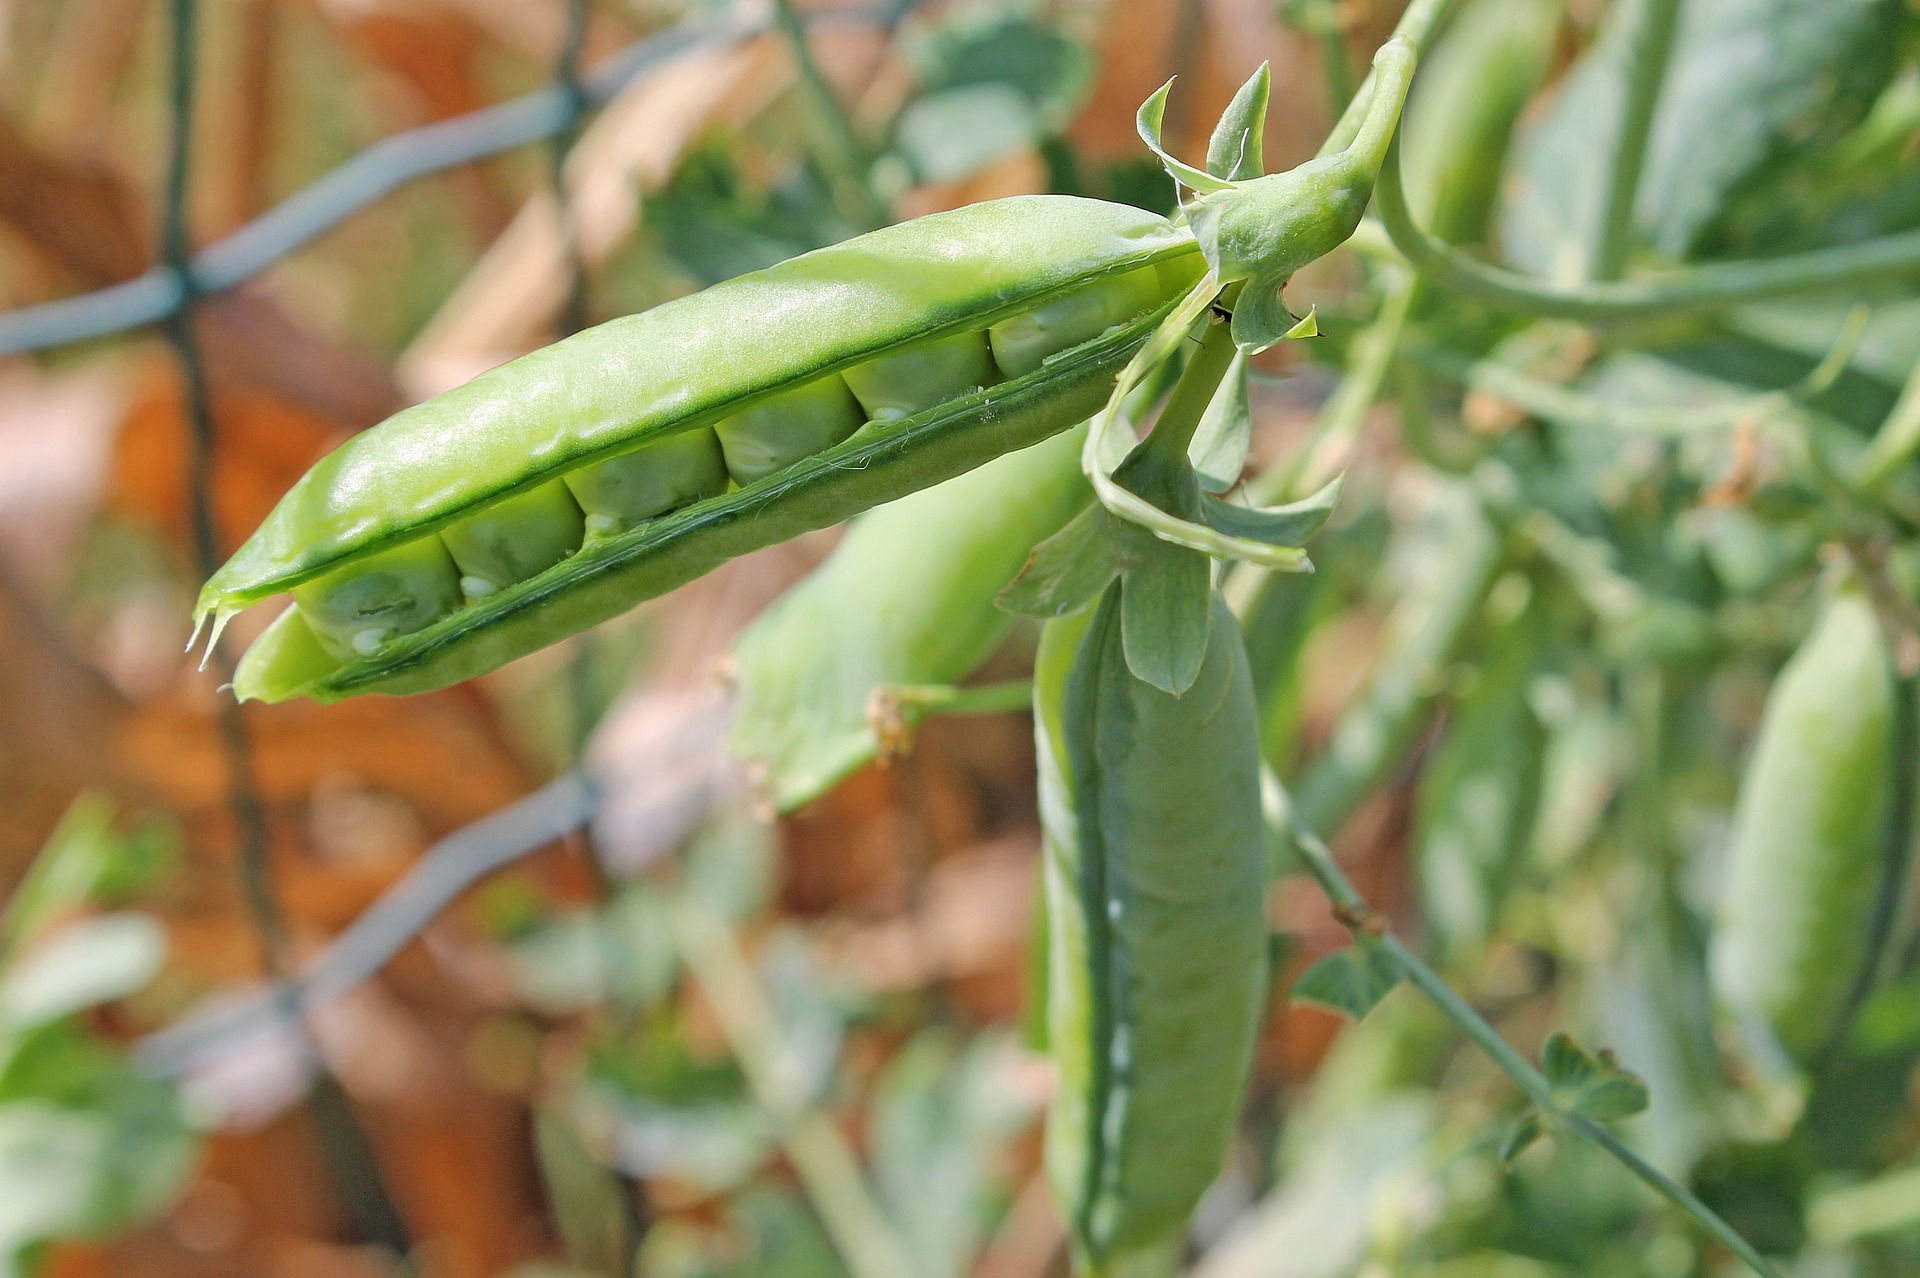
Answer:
841;329;997;420
202;194;1206;702
439;479;586;600
291;535;463;659
713;374;866;484
562;428;729;540
989;265;1166;378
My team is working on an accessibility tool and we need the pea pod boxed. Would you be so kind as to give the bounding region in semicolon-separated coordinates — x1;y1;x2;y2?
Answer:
1036;582;1266;1266
728;426;1091;811
1709;586;1906;1069
195;195;1202;702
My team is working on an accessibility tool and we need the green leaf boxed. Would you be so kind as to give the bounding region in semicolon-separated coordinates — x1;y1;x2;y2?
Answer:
1228;274;1303;353
1542;1030;1650;1123
1199;475;1343;548
1118;541;1213;695
871;1032;1035;1278
1501;1113;1546;1166
894;85;1039;183
0;796;173;963
1291;940;1402;1020
0;915;164;1030
1207;63;1271;181
1189;351;1251;493
1500;0;1904;271
997;504;1120;619
1135;80;1234;194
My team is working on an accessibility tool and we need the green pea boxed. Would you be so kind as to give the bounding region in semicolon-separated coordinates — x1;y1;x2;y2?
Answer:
1710;586;1904;1069
562;428;728;539
840;329;997;420
712;374;865;485
202;195;1204;702
440;479;586;600
989;264;1166;379
1036;582;1266;1266
290;535;463;660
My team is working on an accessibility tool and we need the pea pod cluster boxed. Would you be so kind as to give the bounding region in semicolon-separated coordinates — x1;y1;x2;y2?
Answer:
195;195;1201;701
1034;582;1267;1266
1709;586;1910;1070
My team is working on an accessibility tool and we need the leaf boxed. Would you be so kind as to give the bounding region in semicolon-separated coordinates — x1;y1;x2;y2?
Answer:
0;915;164;1030
910;14;1094;131
1189;351;1250;493
1135;80;1234;194
894;85;1039;183
1118;540;1213;695
871;1032;1034;1278
1207;63;1271;181
997;503;1120;619
0;1038;195;1256
1228;275;1303;353
1199;475;1343;548
1501;1113;1546;1166
1499;0;1903;271
1291;940;1402;1020
0;796;173;962
1542;1030;1650;1122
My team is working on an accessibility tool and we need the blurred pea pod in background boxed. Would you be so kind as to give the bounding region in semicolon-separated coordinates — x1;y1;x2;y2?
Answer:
728;427;1090;812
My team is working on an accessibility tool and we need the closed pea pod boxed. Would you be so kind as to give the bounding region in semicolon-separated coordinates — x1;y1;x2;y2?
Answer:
196;195;1203;702
729;425;1092;811
1710;585;1909;1069
1036;582;1267;1267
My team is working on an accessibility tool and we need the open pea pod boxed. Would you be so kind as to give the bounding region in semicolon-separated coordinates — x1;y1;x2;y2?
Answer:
196;195;1203;702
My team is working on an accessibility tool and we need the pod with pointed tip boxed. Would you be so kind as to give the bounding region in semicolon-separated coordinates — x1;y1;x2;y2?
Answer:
1035;582;1267;1266
1710;586;1907;1068
196;195;1203;701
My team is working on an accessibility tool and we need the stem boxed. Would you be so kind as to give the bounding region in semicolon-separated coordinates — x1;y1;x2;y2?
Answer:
1588;0;1685;282
1317;0;1457;159
673;899;911;1278
879;679;1035;717
1259;276;1415;502
1856;358;1920;492
771;0;888;228
1140;307;1238;466
1263;770;1786;1278
163;0;413;1258
1374;138;1920;318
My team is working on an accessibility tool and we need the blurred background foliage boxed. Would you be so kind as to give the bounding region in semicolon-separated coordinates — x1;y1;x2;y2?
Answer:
1;0;1919;1274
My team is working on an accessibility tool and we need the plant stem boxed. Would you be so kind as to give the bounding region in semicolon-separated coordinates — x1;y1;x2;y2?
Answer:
1588;0;1684;282
1373;138;1920;318
771;0;888;228
1259;276;1415;502
163;0;415;1261
1856;359;1920;492
673;899;911;1278
1317;0;1457;158
1262;770;1786;1278
1140;307;1239;466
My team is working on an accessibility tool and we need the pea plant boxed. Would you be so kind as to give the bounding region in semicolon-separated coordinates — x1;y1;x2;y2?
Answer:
15;0;1920;1271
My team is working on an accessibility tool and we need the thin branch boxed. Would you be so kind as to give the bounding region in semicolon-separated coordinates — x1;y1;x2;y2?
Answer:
1262;769;1785;1278
160;0;412;1256
673;899;912;1278
1588;0;1684;282
0;2;926;356
1373;134;1920;319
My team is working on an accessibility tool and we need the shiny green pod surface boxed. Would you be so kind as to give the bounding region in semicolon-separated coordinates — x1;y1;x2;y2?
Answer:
1035;584;1267;1265
198;195;1202;701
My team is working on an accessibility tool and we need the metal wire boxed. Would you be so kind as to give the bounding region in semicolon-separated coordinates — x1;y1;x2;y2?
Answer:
0;3;905;357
